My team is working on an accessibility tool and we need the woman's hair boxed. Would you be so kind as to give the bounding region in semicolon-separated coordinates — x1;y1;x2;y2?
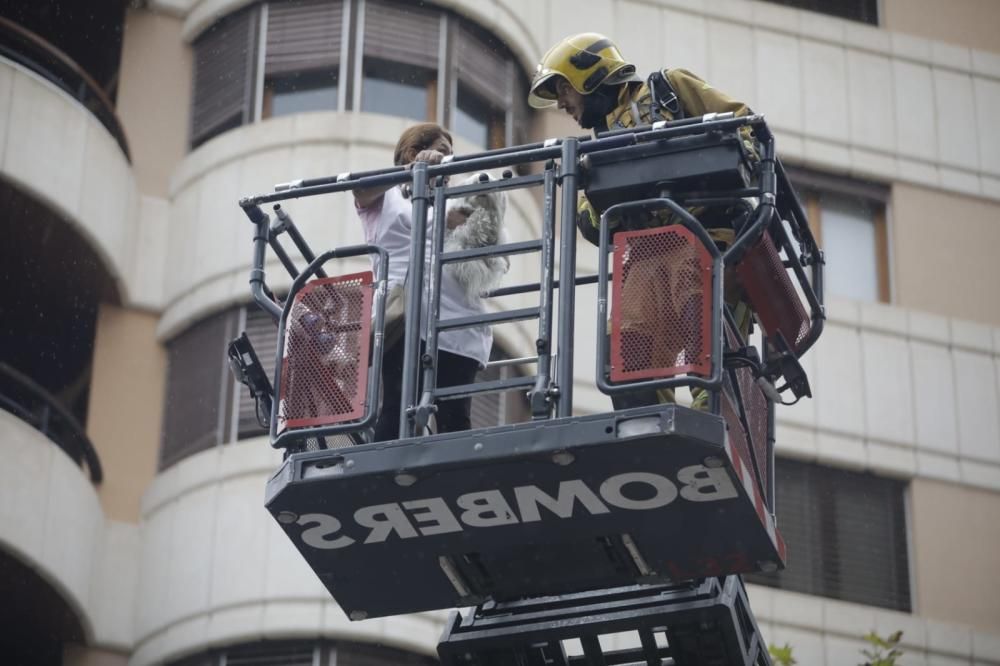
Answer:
394;123;453;165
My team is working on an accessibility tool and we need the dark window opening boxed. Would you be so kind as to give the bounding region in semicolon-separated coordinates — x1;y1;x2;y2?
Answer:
265;68;339;117
454;85;505;150
758;0;879;25
746;458;911;612
361;59;433;122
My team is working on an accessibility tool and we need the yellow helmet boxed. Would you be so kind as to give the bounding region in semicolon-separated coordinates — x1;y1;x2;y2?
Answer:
528;33;638;109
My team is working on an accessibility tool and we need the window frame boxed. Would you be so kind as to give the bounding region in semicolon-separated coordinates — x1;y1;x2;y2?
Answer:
752;0;880;26
746;457;912;612
788;167;892;304
190;0;527;148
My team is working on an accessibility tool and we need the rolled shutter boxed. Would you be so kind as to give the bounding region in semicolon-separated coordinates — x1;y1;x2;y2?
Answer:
745;458;911;612
160;310;234;469
363;0;439;70
190;6;257;145
454;23;511;108
265;0;344;76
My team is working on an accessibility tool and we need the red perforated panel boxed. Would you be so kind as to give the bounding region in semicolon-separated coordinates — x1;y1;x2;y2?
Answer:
610;226;713;382
735;230;810;353
277;272;373;432
725;324;770;504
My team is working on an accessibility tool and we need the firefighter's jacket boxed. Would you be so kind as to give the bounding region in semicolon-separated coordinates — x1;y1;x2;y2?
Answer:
577;68;754;247
583;69;754;345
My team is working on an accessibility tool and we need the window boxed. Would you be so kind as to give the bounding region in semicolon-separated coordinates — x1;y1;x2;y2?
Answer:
160;310;238;469
267;69;339;116
170;639;437;666
190;6;257;147
189;0;528;147
361;60;433;121
755;0;879;25
789;169;890;303
262;0;343;118
746;458;911;612
160;304;279;469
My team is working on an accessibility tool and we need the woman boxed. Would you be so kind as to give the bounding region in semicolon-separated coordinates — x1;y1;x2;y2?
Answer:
354;123;494;441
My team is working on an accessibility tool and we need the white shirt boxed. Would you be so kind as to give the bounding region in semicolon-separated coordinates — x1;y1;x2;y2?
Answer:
357;185;493;366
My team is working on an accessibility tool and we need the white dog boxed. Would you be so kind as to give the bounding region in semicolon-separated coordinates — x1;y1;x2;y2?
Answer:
443;173;509;302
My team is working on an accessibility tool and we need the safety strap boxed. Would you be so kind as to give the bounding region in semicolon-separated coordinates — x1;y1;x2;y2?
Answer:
647;69;685;120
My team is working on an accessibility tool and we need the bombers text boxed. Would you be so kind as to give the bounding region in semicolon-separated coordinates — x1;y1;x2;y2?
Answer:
288;464;738;550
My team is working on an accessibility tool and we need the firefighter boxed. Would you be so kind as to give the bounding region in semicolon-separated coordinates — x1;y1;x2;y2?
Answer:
528;33;755;410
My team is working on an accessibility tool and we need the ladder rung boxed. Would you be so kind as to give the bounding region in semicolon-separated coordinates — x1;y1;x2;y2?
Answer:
438;307;539;331
440;239;542;264
433;375;536;401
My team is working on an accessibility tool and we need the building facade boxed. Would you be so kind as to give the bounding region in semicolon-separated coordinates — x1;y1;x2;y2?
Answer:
1;0;999;664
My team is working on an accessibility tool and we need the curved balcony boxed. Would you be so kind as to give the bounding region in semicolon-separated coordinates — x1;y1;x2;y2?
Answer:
132;440;446;665
158;111;542;344
0;16;130;161
0;363;102;483
0;409;104;646
0;53;138;304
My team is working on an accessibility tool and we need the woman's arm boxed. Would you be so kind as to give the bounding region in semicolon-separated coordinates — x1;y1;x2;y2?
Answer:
354;149;449;208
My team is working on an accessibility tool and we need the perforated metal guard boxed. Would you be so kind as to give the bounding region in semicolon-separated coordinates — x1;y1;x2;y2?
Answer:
610;226;713;382
735;229;810;354
726;324;770;504
277;272;373;432
721;373;756;496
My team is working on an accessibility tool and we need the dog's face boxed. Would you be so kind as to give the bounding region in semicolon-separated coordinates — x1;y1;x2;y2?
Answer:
445;172;507;230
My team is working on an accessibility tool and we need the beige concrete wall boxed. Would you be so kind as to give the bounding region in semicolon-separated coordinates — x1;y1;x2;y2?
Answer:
882;0;1000;54
86;304;166;523
910;478;1000;632
63;646;128;666
891;184;1000;326
116;9;192;198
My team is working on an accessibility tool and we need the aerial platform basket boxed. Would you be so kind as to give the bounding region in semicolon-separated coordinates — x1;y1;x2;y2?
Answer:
264;402;784;620
234;112;825;665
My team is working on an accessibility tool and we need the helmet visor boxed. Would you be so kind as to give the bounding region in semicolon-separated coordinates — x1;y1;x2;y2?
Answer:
527;70;563;109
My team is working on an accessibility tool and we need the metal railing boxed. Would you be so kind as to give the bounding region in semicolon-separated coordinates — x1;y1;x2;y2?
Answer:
0;363;103;483
0;16;131;162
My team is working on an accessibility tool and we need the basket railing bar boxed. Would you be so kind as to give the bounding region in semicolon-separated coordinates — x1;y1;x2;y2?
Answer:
485;272;604;299
400;162;431;439
443;171;547;198
267;231;300;279
487;355;539;369
273;204;327;279
415;177;450;433
273;139;588;192
268;244;389;450
244;115;763;207
242;204;284;322
437;307;540;331
432;374;537;402
439;239;543;264
555;138;580;417
530;164;559;419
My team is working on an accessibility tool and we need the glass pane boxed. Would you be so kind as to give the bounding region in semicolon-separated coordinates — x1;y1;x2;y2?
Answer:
454;86;490;148
269;70;338;116
361;60;430;121
819;192;879;302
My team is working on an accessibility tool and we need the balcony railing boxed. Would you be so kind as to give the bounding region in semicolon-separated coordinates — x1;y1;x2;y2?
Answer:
0;363;103;484
0;16;130;162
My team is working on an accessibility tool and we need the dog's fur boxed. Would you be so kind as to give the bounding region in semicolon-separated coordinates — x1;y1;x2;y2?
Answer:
444;173;509;302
